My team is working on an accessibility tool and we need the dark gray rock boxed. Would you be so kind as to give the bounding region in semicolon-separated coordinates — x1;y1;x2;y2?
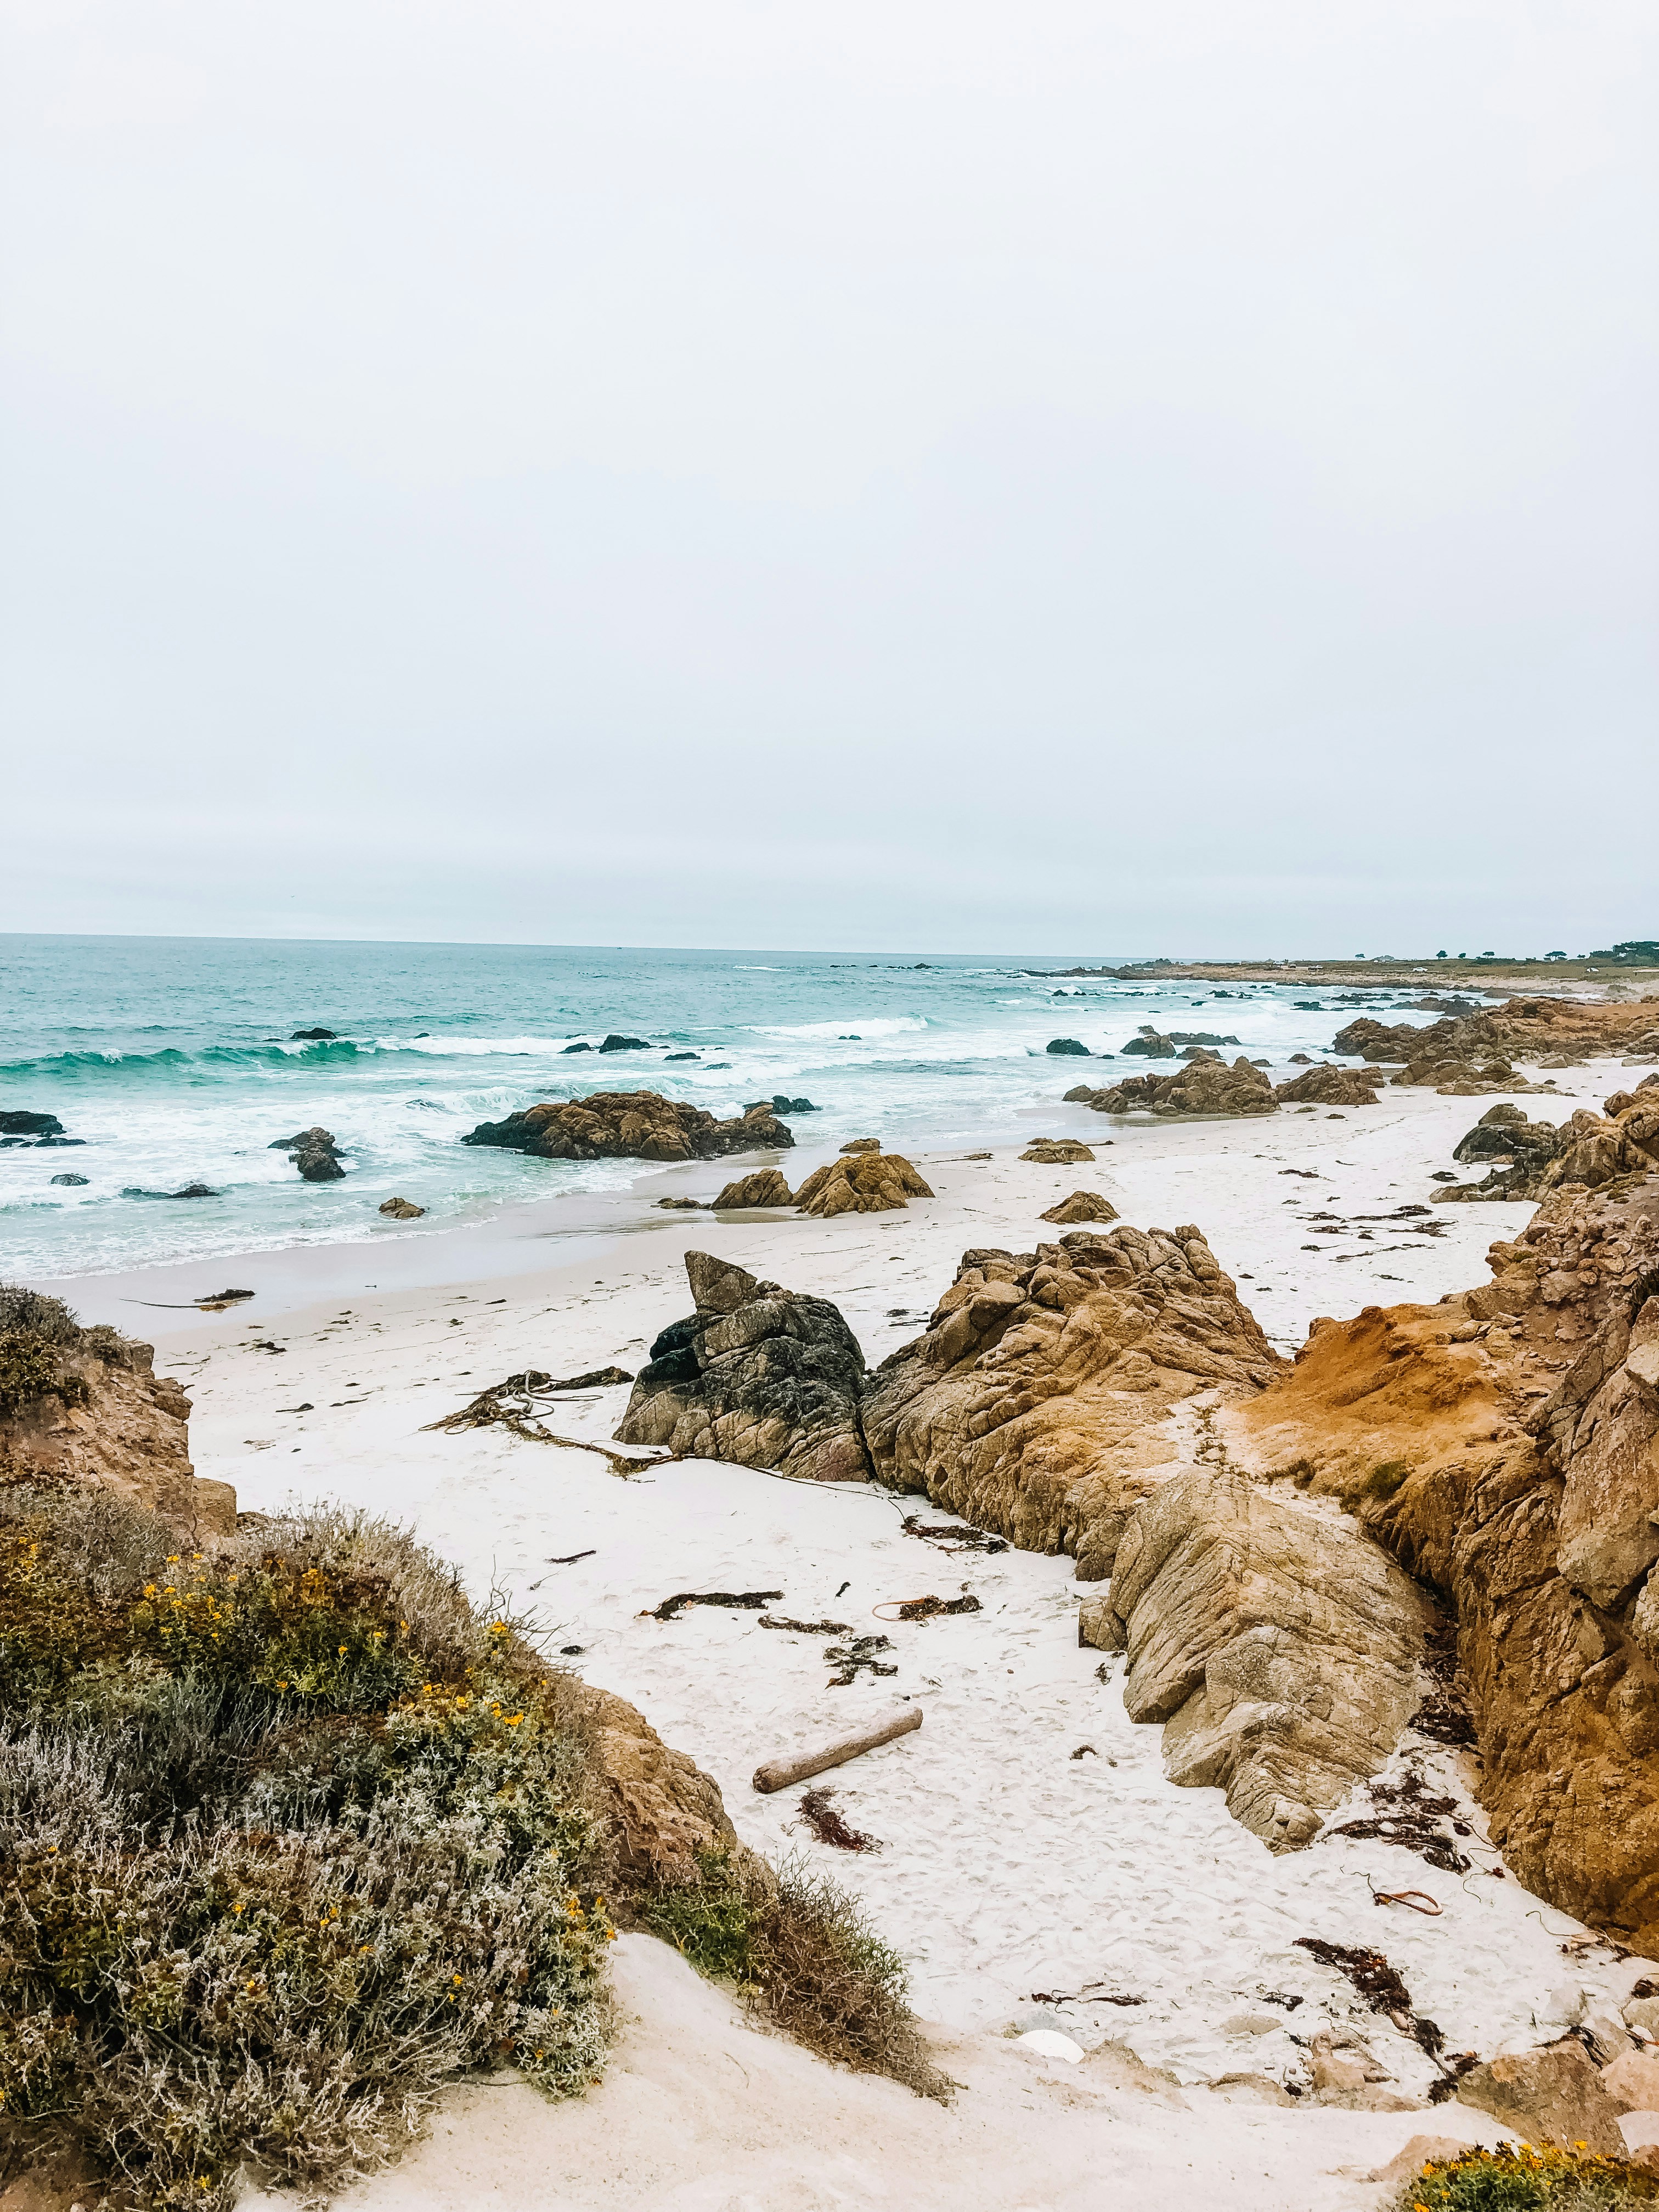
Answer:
1121;1030;1177;1057
290;1028;337;1041
1047;1039;1091;1056
123;1183;221;1199
50;1172;89;1186
0;1111;64;1137
270;1127;346;1182
562;1041;594;1053
615;1251;872;1483
597;1034;650;1052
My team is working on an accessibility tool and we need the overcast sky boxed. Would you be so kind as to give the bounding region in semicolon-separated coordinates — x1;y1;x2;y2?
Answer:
3;1;1654;956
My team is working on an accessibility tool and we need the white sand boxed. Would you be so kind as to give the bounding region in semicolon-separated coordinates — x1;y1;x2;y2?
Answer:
114;1066;1650;2200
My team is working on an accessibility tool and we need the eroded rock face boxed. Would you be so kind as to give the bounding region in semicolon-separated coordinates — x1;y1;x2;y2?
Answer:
1273;1064;1385;1107
1040;1190;1120;1226
614;1251;872;1482
1101;1470;1432;1852
712;1168;794;1209
1068;1057;1277;1120
861;1227;1282;1574
1334;996;1659;1081
794;1153;932;1217
271;1126;345;1181
0;1317;232;1540
1231;1170;1659;1948
463;1092;794;1164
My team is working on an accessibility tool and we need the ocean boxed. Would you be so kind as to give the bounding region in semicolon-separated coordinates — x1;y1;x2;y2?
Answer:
0;935;1451;1282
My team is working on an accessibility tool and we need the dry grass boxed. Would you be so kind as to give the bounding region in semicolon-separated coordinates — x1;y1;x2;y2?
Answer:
640;1846;951;2102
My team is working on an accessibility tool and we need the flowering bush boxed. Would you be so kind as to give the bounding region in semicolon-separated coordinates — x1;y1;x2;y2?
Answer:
1392;2142;1659;2212
0;1488;616;2209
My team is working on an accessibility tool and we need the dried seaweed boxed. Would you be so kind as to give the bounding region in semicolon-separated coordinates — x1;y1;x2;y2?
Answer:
644;1590;784;1622
760;1615;852;1635
1330;1769;1471;1874
824;1635;898;1688
798;1788;879;1852
1294;1937;1446;2057
1412;1623;1478;1746
876;1594;983;1623
900;1514;1007;1555
423;1372;659;1474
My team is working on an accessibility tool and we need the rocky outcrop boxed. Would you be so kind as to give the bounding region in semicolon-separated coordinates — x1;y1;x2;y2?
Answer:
1334;995;1659;1074
1437;1103;1566;1200
271;1127;345;1181
1121;1030;1176;1057
861;1227;1282;1573
290;1026;337;1041
1455;2042;1628;2155
379;1196;426;1218
1099;1470;1433;1852
1023;1138;1096;1163
1442;1091;1659;1204
1046;1039;1091;1056
794;1152;932;1217
0;1112;64;1139
1231;1170;1659;1949
713;1169;794;1209
597;1034;650;1052
1040;1190;1119;1226
839;1137;881;1154
463;1092;794;1164
614;1251;872;1482
0;1287;233;1539
1066;1057;1277;1119
1273;1064;1385;1107
566;1676;769;1901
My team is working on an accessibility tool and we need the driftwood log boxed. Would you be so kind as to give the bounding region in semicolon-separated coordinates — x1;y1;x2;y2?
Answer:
752;1706;922;1793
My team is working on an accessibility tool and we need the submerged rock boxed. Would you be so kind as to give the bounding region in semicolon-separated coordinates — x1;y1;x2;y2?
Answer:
794;1152;933;1217
463;1092;793;1164
597;1034;650;1052
615;1250;872;1482
290;1027;337;1041
123;1183;221;1200
49;1172;89;1187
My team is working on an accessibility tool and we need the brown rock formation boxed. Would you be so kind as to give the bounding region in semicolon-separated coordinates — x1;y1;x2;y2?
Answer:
1039;1190;1120;1226
861;1227;1282;1575
1231;1170;1659;1948
1438;1090;1659;1205
379;1196;426;1218
1334;995;1659;1080
1066;1057;1278;1119
1100;1469;1433;1851
615;1251;872;1482
1022;1138;1096;1163
271;1126;346;1180
1273;1064;1385;1107
712;1169;794;1209
0;1289;233;1539
794;1152;933;1217
839;1137;882;1154
462;1092;794;1164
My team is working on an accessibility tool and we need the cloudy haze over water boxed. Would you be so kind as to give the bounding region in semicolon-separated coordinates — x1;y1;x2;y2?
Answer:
3;2;1655;955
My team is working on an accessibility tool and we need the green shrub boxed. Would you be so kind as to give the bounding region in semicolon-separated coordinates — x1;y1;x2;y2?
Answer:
1363;1458;1413;1500
0;1333;85;1419
0;1488;617;2209
1392;2144;1659;2212
641;1847;951;2102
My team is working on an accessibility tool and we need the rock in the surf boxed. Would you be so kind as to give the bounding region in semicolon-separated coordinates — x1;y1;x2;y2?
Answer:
1;1111;65;1138
597;1034;650;1052
614;1250;872;1482
794;1152;933;1217
50;1173;89;1187
463;1091;793;1164
290;1027;337;1041
270;1127;346;1181
1046;1039;1091;1056
379;1196;426;1219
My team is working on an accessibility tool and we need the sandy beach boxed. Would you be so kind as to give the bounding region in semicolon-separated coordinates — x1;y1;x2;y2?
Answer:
53;1056;1648;2205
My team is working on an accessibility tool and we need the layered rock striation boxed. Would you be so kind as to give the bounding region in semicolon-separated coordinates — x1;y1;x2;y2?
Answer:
464;1091;794;1164
1233;1169;1659;1945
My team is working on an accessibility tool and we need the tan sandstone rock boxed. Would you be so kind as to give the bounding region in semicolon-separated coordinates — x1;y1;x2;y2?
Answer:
1455;2041;1628;2154
794;1152;933;1217
1022;1138;1097;1164
1232;1170;1659;1950
378;1196;426;1218
1103;1469;1433;1850
1069;1057;1278;1120
1367;2135;1479;2185
0;1315;232;1541
861;1226;1281;1575
1273;1064;1385;1107
463;1091;793;1164
1601;2046;1659;2112
839;1137;882;1154
712;1169;794;1209
1040;1190;1120;1226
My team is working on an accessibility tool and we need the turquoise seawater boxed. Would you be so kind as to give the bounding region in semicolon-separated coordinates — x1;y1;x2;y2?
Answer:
0;936;1444;1280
